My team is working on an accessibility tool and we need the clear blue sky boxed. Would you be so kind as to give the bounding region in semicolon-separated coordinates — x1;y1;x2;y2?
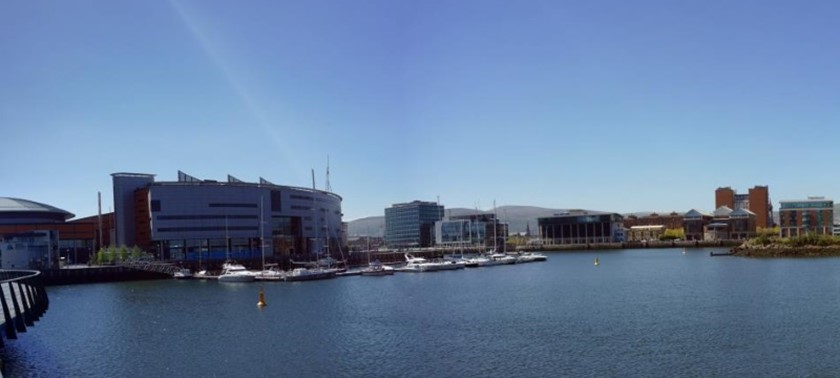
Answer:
2;0;839;221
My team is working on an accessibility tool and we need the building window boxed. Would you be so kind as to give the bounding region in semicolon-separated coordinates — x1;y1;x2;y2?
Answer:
271;190;282;212
208;203;258;208
151;200;161;212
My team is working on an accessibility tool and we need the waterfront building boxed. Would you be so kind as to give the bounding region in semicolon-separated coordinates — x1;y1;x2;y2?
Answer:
712;206;733;220
626;225;665;242
434;213;508;249
384;201;443;248
623;212;684;232
715;186;773;228
697;206;756;241
779;197;834;237
834;224;840;236
729;208;757;240
0;197;117;267
704;222;730;241
346;236;385;253
112;171;344;261
0;197;74;269
703;206;733;240
683;209;712;241
538;210;624;244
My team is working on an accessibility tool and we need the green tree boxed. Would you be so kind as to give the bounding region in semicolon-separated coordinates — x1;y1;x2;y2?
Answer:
130;246;145;260
118;246;128;262
96;247;116;264
660;228;685;241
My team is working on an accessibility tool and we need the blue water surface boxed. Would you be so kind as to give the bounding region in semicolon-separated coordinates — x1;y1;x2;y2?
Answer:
6;248;840;377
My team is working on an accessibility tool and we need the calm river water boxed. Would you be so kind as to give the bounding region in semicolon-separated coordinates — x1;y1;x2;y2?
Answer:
6;248;840;377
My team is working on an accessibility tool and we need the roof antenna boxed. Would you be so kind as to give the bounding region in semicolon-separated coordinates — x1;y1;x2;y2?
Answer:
325;155;332;193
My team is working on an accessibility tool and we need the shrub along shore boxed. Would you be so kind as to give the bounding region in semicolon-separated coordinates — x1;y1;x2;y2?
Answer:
732;234;840;257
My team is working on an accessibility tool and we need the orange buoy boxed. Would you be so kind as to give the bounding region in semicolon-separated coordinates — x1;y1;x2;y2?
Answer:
257;287;267;307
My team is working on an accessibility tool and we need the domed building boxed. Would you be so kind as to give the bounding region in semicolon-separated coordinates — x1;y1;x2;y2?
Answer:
0;197;74;269
0;197;75;225
0;197;114;269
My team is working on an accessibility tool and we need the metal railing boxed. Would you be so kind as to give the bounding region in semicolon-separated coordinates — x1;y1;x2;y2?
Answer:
0;270;48;348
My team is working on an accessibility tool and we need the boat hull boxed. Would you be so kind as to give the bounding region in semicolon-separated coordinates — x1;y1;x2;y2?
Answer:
218;274;255;283
284;271;337;282
360;270;394;276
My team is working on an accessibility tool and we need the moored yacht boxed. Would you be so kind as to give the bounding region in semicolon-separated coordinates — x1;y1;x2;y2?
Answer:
466;254;503;267
491;252;517;265
254;263;285;281
396;254;442;272
218;261;256;282
360;260;394;276
173;268;193;279
284;267;337;281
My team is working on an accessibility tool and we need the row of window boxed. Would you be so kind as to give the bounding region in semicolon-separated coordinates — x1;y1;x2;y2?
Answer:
208;203;258;208
157;215;258;221
157;226;259;233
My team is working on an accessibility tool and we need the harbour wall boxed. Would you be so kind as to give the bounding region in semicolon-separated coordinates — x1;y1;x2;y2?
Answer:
41;267;170;286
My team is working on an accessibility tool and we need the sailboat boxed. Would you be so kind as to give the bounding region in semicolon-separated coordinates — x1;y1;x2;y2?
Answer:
255;196;284;281
284;171;337;282
361;237;394;276
360;259;394;276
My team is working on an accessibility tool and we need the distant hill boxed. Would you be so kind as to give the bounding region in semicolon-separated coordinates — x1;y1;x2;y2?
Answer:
347;205;566;236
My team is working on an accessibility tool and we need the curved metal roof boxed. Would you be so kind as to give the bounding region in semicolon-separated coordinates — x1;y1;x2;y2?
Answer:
0;197;75;219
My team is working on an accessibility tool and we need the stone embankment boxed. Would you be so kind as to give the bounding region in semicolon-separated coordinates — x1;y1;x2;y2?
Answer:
524;240;741;252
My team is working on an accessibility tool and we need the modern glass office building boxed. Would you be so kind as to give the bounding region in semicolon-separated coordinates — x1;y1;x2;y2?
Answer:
434;213;507;248
538;210;624;244
384;201;444;248
112;171;344;262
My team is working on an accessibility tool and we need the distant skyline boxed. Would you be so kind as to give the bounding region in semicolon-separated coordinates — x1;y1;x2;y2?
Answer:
3;0;839;221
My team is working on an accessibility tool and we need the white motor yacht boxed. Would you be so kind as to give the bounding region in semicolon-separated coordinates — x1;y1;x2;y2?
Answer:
218;261;256;282
360;260;394;276
515;252;547;263
491;253;517;265
466;255;503;267
284;267;336;281
173;268;193;279
254;264;285;281
396;254;443;272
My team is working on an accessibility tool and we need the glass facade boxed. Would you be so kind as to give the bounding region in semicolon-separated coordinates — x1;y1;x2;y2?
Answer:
385;201;444;248
134;175;342;261
435;220;487;245
780;201;833;210
538;212;623;244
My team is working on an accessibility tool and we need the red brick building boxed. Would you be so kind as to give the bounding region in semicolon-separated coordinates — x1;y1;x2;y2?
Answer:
624;212;684;230
715;186;773;229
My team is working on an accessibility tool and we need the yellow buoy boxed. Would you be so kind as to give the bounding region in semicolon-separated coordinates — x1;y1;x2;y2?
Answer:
257;287;267;307
594;257;600;266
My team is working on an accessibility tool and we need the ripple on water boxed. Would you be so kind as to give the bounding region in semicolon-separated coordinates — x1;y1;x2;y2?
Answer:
6;249;840;376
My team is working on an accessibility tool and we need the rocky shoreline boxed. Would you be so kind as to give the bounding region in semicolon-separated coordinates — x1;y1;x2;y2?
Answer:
731;245;840;257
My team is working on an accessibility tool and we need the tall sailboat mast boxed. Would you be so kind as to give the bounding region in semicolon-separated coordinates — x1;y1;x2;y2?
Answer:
493;200;497;252
260;195;266;271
